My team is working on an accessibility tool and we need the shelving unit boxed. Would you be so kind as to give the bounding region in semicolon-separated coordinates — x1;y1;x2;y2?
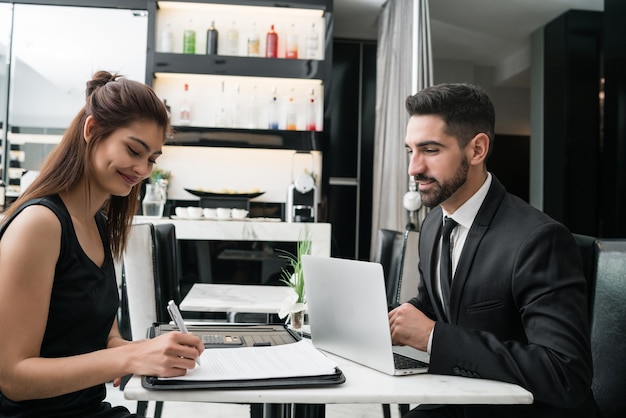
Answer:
145;0;333;151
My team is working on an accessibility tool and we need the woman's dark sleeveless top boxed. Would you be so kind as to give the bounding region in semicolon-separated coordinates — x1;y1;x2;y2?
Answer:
0;195;125;417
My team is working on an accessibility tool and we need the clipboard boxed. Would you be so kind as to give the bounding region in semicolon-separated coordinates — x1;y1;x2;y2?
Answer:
141;323;345;390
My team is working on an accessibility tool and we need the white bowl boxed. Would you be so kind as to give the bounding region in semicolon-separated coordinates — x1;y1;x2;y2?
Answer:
202;208;217;218
231;208;249;219
175;207;187;217
216;207;231;219
186;206;203;218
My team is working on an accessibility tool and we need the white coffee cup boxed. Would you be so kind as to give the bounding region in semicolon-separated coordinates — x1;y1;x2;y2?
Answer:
231;208;249;219
216;207;231;219
187;206;203;218
202;208;217;218
175;207;187;217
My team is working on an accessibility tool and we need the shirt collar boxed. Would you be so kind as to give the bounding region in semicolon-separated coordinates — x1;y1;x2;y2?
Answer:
442;172;492;229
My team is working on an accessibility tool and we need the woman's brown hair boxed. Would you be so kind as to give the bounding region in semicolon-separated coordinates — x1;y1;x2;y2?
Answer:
2;71;171;259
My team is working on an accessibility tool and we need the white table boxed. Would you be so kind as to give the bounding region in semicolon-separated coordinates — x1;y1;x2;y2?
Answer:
124;349;533;410
180;283;293;314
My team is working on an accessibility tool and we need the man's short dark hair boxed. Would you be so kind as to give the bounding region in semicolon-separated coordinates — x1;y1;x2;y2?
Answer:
405;83;495;155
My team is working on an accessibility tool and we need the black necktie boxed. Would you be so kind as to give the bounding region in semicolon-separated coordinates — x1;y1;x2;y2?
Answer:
440;217;458;318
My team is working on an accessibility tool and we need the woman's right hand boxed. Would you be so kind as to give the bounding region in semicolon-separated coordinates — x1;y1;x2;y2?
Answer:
130;331;204;378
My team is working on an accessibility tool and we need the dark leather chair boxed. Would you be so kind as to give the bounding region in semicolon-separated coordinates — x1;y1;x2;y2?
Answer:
372;228;413;418
588;239;626;418
373;229;406;308
572;233;598;314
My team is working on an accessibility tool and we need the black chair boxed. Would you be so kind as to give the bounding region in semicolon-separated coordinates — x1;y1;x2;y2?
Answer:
372;228;415;418
572;233;598;314
588;239;626;418
373;229;406;308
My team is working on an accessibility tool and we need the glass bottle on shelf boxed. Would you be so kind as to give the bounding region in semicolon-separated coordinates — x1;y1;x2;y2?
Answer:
225;20;239;56
306;89;317;131
206;21;218;55
285;91;297;130
285;23;298;59
215;80;231;128
231;83;242;127
179;83;191;125
305;23;319;59
247;22;260;57
159;20;174;53
266;24;278;58
268;86;279;130
183;19;196;54
248;85;260;129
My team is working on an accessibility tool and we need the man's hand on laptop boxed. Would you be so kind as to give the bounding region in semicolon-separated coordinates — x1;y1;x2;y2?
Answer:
389;303;435;352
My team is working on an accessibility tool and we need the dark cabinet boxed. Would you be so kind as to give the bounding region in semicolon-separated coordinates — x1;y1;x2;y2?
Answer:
326;39;376;259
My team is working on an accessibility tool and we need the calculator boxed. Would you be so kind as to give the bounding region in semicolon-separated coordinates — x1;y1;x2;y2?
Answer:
201;334;244;347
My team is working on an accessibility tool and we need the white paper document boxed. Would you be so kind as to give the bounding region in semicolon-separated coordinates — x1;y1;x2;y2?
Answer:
160;340;338;381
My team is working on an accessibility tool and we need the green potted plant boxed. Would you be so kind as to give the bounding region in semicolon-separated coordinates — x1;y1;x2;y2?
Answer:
277;231;312;330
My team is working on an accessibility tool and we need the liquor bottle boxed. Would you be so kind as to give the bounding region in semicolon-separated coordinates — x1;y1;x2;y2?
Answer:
215;81;231;127
247;22;260;57
306;89;317;131
159;20;174;53
231;83;242;127
268;86;279;130
206;21;218;55
305;23;319;59
285;23;298;59
225;20;239;56
285;92;297;130
183;19;196;54
179;84;191;125
248;85;260;129
266;24;278;58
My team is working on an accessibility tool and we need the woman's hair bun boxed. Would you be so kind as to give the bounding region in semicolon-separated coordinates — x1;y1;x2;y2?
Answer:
86;71;121;98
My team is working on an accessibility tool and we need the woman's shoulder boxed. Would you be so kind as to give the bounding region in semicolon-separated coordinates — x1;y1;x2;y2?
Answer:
0;196;64;240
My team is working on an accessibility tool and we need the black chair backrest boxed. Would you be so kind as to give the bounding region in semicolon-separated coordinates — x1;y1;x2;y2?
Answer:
572;233;598;316
590;239;626;418
372;229;406;307
153;223;182;323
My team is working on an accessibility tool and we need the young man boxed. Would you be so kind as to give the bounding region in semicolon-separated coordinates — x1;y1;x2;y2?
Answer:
389;83;596;417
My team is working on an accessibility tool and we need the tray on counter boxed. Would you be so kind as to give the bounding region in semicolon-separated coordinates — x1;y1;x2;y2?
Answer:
184;188;265;199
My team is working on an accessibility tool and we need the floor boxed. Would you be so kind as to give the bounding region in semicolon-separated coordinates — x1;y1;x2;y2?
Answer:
105;382;407;418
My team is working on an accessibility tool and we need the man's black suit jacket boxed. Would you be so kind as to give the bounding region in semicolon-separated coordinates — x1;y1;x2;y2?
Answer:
408;176;597;417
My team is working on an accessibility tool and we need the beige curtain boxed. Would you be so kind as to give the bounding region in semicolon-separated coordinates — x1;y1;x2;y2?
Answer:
371;0;432;259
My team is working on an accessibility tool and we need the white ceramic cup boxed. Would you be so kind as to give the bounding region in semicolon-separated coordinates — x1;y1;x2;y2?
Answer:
231;208;249;219
202;208;217;218
216;207;231;219
187;206;203;218
175;207;187;217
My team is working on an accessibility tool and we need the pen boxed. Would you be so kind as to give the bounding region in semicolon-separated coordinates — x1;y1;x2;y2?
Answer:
167;300;201;366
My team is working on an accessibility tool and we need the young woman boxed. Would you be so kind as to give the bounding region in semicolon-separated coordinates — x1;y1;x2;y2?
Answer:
0;71;204;417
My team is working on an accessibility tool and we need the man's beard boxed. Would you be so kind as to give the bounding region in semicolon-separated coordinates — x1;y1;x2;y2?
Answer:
416;157;469;208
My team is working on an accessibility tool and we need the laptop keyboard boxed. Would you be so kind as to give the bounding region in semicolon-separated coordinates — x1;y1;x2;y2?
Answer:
393;352;429;370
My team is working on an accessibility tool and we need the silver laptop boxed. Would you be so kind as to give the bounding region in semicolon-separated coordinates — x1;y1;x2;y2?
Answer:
302;255;429;375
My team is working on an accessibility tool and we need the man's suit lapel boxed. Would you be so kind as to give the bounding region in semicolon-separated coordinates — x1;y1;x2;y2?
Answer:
449;176;507;323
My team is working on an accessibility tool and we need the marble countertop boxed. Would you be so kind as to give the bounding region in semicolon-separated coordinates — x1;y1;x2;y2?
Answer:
133;216;332;256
